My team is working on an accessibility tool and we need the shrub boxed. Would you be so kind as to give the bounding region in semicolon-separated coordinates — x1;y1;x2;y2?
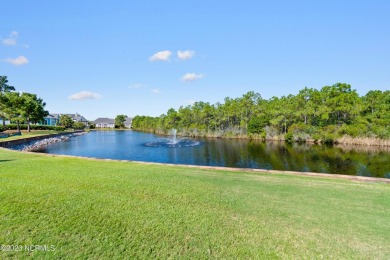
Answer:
73;122;86;130
264;126;279;139
53;126;66;131
285;132;293;143
293;132;311;142
372;126;390;139
286;123;316;142
248;117;268;134
1;124;66;131
311;133;322;142
322;125;339;135
339;124;368;137
322;133;336;144
288;123;312;134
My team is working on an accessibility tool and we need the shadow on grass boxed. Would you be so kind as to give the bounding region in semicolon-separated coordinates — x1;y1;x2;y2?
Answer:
0;160;14;163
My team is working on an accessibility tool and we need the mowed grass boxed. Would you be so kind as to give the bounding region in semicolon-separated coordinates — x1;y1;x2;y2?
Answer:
0;130;71;141
0;149;389;259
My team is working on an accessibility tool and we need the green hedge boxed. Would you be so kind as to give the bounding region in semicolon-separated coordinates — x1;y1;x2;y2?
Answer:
0;124;65;132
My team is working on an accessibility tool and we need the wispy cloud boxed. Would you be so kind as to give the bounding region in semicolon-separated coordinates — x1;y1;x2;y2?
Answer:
2;56;29;66
181;73;204;82
128;83;147;89
149;50;172;62
177;50;195;61
2;31;18;46
150;88;160;94
184;99;196;105
69;91;103;100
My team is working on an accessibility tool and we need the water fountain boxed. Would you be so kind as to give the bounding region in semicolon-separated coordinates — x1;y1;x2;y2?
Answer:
145;128;200;147
163;129;185;144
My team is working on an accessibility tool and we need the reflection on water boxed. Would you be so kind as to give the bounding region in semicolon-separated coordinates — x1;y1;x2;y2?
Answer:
16;130;390;178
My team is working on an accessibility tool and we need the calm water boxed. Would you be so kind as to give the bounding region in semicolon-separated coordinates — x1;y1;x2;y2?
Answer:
23;130;390;178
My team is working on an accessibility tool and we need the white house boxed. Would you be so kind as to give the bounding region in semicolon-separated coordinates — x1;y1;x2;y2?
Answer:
93;118;115;128
124;117;132;128
0;119;10;125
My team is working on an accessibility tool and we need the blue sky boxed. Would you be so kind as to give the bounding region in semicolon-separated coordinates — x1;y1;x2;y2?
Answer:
1;1;389;121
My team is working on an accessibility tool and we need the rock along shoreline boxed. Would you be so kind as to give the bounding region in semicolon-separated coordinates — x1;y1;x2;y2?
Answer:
0;131;87;150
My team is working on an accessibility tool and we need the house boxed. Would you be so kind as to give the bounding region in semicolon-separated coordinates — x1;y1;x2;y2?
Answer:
44;114;60;126
50;113;89;126
93;118;115;128
0;119;10;125
70;113;89;126
1;113;88;127
124;117;133;128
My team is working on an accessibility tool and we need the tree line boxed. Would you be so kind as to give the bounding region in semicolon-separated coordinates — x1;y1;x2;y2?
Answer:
132;83;390;143
0;76;48;132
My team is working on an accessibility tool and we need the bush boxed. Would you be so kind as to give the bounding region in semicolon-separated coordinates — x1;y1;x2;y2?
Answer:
286;123;316;142
372;126;390;139
339;124;368;137
285;132;293;143
248;117;268;134
311;133;322;142
264;126;279;139
322;133;337;144
288;123;317;135
73;122;86;130
53;126;66;131
0;125;4;132
1;124;65;131
318;125;341;144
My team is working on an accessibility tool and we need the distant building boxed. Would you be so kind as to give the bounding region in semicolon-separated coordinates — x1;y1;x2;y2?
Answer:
51;113;89;126
93;118;115;128
44;114;60;126
124;117;133;128
0;119;10;125
69;113;89;125
2;113;89;127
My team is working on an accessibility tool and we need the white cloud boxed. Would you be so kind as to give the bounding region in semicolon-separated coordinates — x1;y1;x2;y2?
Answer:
128;83;147;89
2;31;18;46
69;91;103;100
2;56;29;66
177;50;195;61
184;100;196;105
150;88;160;94
149;50;172;62
181;73;204;82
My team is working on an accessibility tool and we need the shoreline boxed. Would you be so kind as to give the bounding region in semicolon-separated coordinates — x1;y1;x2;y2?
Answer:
2;147;389;183
132;128;390;147
0;130;85;148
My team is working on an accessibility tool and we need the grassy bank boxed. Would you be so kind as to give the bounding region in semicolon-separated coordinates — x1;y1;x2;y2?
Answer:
133;128;390;147
0;130;74;142
0;149;389;258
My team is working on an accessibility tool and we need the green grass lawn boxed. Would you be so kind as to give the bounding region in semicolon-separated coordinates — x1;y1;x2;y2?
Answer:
0;130;73;141
0;149;389;259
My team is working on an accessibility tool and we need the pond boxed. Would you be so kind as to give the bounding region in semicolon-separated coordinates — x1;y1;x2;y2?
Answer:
13;130;390;178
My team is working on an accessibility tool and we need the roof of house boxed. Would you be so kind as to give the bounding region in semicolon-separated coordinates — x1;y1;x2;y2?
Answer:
51;113;89;122
124;117;133;126
72;114;88;122
45;114;59;119
93;118;115;124
50;114;61;118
